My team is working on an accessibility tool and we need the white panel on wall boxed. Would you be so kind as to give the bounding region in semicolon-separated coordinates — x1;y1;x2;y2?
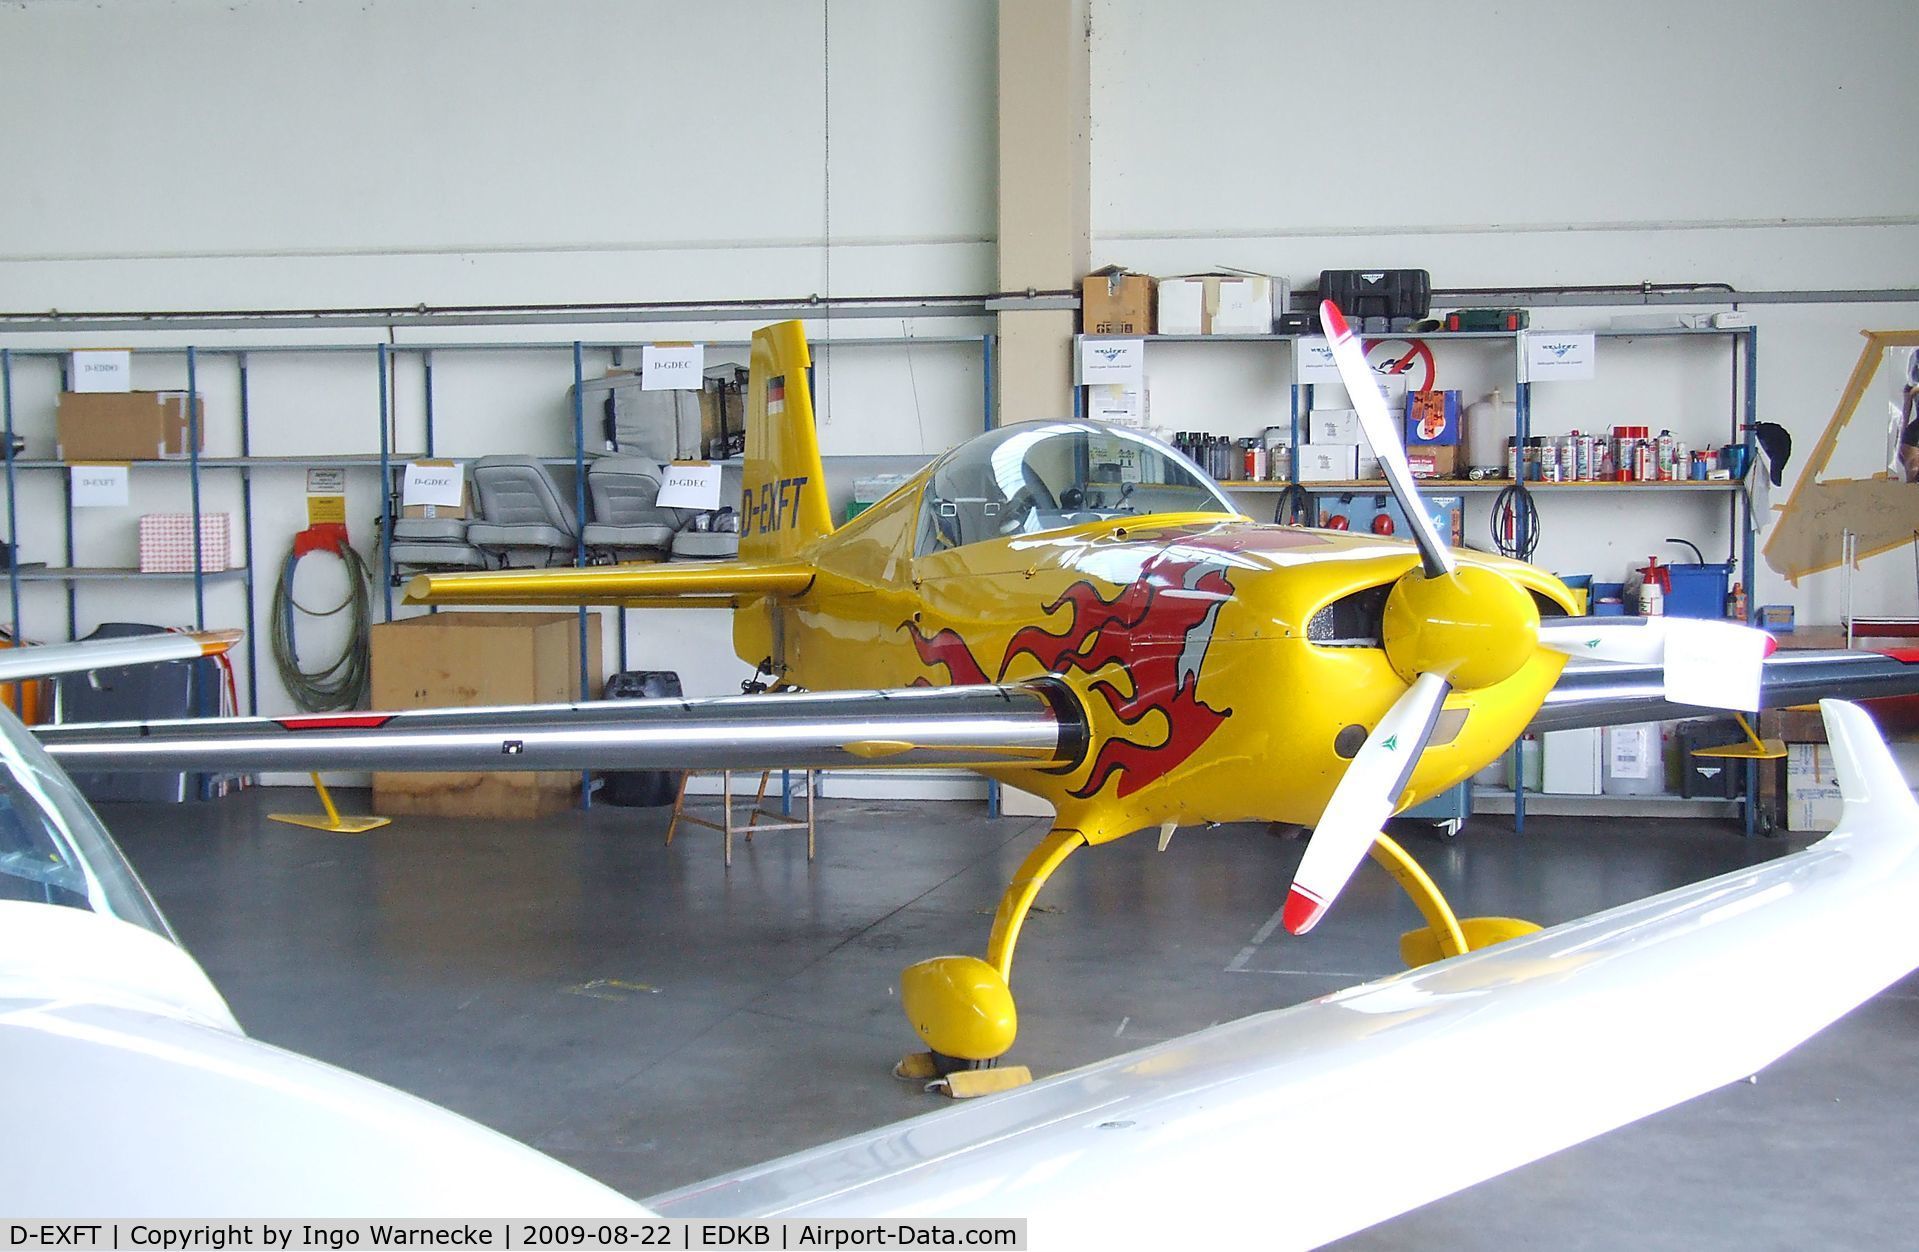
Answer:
1092;0;1919;239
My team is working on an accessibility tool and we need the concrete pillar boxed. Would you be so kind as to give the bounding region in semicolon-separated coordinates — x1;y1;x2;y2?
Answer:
995;0;1090;425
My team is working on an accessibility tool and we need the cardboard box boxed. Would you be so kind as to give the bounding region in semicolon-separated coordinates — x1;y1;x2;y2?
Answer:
1407;446;1460;479
371;612;602;819
138;512;232;573
1786;742;1841;832
69;350;131;393
1157;275;1275;335
57;391;204;461
1307;408;1359;445
402;459;471;520
1296;445;1358;483
402;485;471;520
1542;727;1604;795
1760;706;1827;745
1405;389;1462;446
1081;269;1156;335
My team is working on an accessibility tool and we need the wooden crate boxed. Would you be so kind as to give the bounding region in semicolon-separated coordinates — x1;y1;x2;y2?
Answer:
371;611;601;818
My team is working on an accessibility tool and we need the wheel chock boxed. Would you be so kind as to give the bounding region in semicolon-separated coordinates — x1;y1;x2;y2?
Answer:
928;1065;1034;1099
893;1051;942;1082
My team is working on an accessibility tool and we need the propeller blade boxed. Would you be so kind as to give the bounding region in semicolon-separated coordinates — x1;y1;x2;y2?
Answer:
1285;671;1452;936
1538;616;1776;711
1318;299;1455;579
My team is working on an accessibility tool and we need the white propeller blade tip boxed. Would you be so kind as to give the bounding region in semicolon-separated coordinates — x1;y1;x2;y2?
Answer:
1283;884;1331;936
1319;299;1353;342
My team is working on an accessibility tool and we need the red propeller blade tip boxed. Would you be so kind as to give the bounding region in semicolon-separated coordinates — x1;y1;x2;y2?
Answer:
1319;300;1351;340
1283;884;1329;936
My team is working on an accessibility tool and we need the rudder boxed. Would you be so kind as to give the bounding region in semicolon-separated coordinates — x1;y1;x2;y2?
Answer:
740;320;833;561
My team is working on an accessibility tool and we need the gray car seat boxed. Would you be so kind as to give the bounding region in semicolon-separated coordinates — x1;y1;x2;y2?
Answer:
389;474;492;574
467;455;579;567
668;508;740;561
389;515;492;574
582;457;677;562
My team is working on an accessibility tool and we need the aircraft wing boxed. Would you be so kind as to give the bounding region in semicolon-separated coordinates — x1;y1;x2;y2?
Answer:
0;629;239;683
650;699;1919;1248
403;559;814;608
1531;647;1919;733
33;682;1086;774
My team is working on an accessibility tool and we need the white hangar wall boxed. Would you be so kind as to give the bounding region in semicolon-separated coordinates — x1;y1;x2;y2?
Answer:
0;0;999;782
1090;0;1919;622
0;0;1915;788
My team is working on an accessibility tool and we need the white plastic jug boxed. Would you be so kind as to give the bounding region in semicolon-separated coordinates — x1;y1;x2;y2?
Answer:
1464;389;1515;473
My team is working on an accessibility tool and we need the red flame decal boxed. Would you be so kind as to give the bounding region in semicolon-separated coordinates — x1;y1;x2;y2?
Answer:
907;624;991;687
904;554;1233;799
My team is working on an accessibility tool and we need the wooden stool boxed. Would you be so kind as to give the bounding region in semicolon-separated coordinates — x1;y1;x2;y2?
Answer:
664;769;816;867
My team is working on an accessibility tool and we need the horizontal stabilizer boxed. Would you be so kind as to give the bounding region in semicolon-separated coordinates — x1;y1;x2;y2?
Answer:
404;559;815;608
0;629;239;684
36;682;1086;775
652;700;1919;1247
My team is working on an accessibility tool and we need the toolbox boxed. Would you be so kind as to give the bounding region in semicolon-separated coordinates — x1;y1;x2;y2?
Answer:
1316;269;1431;328
1678;719;1749;799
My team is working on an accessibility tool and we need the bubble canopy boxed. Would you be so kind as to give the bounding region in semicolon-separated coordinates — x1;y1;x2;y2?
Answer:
916;421;1237;554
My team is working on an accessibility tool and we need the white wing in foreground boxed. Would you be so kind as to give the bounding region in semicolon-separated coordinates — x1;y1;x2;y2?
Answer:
652;700;1919;1249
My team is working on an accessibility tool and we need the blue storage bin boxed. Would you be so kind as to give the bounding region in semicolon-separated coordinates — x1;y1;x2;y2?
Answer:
1664;563;1731;619
1590;581;1627;616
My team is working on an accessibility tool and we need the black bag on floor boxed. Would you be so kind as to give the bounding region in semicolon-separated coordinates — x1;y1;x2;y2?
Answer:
599;670;685;807
56;622;228;803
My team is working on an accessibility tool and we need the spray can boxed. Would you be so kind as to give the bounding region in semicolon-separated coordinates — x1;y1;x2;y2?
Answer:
1506;437;1520;482
1656;430;1676;481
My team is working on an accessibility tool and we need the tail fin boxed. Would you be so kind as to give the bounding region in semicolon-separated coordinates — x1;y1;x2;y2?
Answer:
1823;698;1919;827
740;320;833;561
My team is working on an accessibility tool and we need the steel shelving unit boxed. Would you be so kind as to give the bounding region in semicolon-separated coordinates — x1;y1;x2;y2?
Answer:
1076;320;1762;832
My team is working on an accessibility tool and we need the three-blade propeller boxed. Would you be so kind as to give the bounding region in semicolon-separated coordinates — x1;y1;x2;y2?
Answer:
1284;300;1772;936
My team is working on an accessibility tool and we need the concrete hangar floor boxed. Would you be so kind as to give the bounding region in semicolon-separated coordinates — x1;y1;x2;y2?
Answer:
109;789;1918;1249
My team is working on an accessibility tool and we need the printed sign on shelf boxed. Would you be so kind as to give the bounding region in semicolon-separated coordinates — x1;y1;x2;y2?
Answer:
657;461;723;510
305;468;347;525
401;461;464;508
306;468;346;496
1523;331;1596;382
1076;337;1143;386
1608;725;1652;779
70;463;129;508
1088;384;1145;428
1296;337;1342;386
643;344;705;390
69;350;132;394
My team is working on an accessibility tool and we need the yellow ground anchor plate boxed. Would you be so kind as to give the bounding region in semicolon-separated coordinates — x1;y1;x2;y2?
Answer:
1370;833;1541;968
1690;712;1787;761
268;773;392;835
895;1051;1034;1098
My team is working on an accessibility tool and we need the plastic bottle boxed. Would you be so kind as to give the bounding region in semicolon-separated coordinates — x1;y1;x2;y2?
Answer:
1728;581;1747;621
1464;389;1515;476
1637;557;1666;616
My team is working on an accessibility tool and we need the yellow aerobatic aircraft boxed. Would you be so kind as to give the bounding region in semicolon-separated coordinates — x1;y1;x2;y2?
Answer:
398;303;1813;1092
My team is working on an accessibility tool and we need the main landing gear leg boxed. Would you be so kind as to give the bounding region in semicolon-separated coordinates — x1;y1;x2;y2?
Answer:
896;827;1087;1098
1368;833;1540;967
